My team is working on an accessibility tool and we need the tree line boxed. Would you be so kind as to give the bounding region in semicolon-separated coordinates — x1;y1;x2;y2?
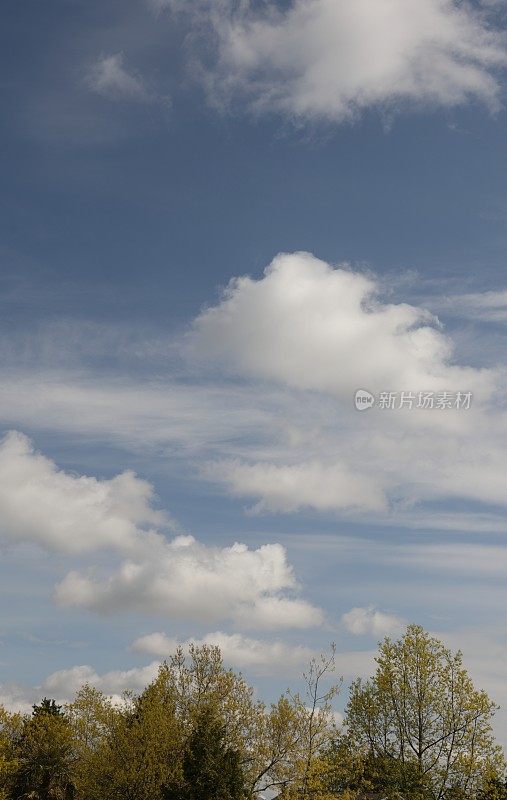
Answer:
0;625;505;800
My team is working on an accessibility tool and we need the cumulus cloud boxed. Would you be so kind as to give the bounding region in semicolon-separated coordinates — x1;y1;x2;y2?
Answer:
182;251;507;517
3;632;507;745
85;54;151;102
55;535;323;629
43;662;161;703
173;0;507;123
342;605;404;637
132;630;314;673
0;432;320;629
188;251;492;399
0;430;166;554
233;596;323;630
0;662;162;711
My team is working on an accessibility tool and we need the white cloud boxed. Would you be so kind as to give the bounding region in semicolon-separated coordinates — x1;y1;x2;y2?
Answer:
0;255;506;527
0;662;162;712
320;537;507;581
184;252;507;516
42;662;161;703
342;605;404;636
0;684;35;716
206;459;387;514
131;631;178;656
175;0;506;123
3;632;507;747
132;630;314;673
233;596;323;630
55;536;323;630
86;54;151;102
0;432;320;630
188;251;492;399
0;644;372;716
0;430;166;554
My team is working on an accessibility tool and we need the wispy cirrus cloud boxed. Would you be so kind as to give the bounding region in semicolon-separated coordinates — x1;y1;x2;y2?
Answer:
431;289;507;323
204;458;388;514
166;0;507;124
85;53;155;103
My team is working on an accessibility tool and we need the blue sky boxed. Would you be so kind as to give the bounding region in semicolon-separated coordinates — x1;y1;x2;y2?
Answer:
1;0;507;743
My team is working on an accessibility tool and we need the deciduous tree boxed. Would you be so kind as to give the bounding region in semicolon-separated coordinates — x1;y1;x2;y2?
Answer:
345;625;504;800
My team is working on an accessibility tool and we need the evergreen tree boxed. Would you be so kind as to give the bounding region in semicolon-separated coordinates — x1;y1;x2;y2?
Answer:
10;700;75;800
32;700;63;719
166;706;245;800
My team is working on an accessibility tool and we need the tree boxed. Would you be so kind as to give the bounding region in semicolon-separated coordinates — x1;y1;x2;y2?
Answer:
32;701;63;719
161;645;264;794
10;700;76;800
296;645;341;799
166;706;245;800
247;695;307;796
165;643;340;798
478;777;507;800
77;674;182;800
68;648;268;800
0;706;22;800
320;731;431;800
165;645;263;756
345;625;505;800
66;684;121;800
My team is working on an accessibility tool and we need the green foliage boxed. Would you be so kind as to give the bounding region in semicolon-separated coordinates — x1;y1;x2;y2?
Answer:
478;778;507;800
76;675;182;800
345;625;505;800
0;629;503;800
166;706;245;800
0;707;22;800
10;701;75;800
66;684;122;800
32;700;63;719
